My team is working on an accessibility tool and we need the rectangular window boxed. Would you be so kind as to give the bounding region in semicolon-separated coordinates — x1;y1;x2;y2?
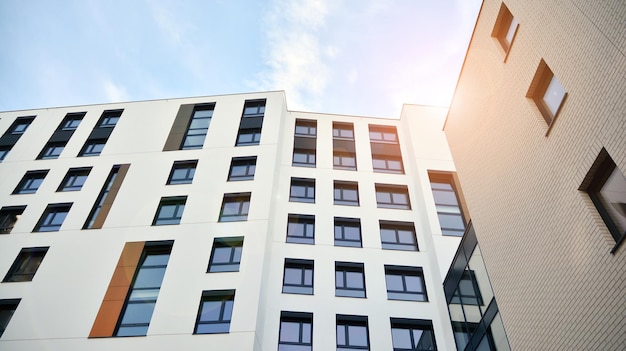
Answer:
236;128;262;146
242;99;266;118
336;315;369;351
293;149;316;167
34;203;72;232
372;155;404;174
526;59;567;128
492;3;519;55
334;218;362;248
334;152;357;171
0;147;9;162
194;290;235;334
290;178;315;203
283;259;314;295
334;181;359;206
379;221;418;251
429;172;466;236
58;167;91;191
369;125;398;144
385;266;428;302
37;142;65;160
182;104;213;149
153;196;186;225
219;193;251;222
115;243;171;337
335;262;366;298
59;112;84;131
97;110;122;127
333;123;354;140
7;116;35;135
0;299;20;337
286;214;315;244
79;139;106;157
279;311;313;351
390;318;437;351
228;157;256;181
167;160;197;185
84;164;130;229
375;184;411;210
13;170;48;194
0;206;26;234
295;119;317;137
207;237;243;273
2;247;48;282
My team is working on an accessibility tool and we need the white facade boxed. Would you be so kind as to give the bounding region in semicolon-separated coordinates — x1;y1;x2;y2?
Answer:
0;91;461;350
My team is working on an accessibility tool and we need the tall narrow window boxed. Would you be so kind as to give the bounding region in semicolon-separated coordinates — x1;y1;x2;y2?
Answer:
527;60;567;128
334;181;359;206
492;3;519;55
2;247;48;282
385;266;428;302
152;196;186;225
0;115;36;162
78;110;122;157
335;262;366;298
429;172;466;236
279;312;313;351
334;218;362;247
375;184;411;210
219;193;251;222
293;119;317;167
0;206;26;234
84;164;130;229
283;259;314;295
380;221;418;251
13;170;48;194
390;318;437;351
228;157;256;181
207;237;243;272
194;290;235;334
33;203;72;232
182;104;213;149
0;299;20;337
286;214;315;244
336;315;369;351
58;167;91;191
290;178;315;203
235;99;265;146
167;160;197;185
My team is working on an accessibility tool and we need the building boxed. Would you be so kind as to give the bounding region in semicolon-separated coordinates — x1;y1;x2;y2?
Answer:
444;1;625;350
0;91;467;350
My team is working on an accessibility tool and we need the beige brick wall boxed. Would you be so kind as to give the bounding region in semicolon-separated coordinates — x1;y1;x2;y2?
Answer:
444;1;626;350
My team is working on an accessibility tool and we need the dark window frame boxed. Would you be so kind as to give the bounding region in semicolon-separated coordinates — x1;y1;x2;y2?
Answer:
97;110;122;128
491;3;519;56
429;172;466;237
526;59;567;129
336;315;370;350
228;157;256;181
57;167;91;192
379;221;419;251
13;170;49;194
282;259;314;295
218;193;251;222
333;151;357;171
59;112;85;131
152;196;187;226
37;142;65;160
33;203;72;232
0;206;26;234
292;148;316;167
390;318;437;351
333;123;355;140
369;125;399;144
385;266;428;302
334;217;362;248
286;214;315;244
279;311;313;351
290;178;316;203
0;299;21;337
372;155;404;174
8;116;35;135
2;247;49;282
194;290;235;334
207;237;244;273
167;160;197;185
181;104;214;150
375;184;411;210
295;119;317;137
236;128;262;146
242;99;266;118
334;181;360;206
335;262;366;298
79;139;107;157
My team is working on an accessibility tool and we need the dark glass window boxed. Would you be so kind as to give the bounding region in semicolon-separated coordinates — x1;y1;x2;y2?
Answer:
336;315;369;351
79;139;106;157
429;174;465;236
333;123;354;140
58;167;91;191
167;160;197;185
83;165;124;229
295;120;317;137
335;262;366;298
0;206;26;234
286;214;315;244
385;266;428;302
60;113;84;131
153;196;186;225
228;157;256;181
290;178;315;203
219;193;251;222
242;99;266;118
334;218;362;247
13;170;48;194
38;142;65;159
334;181;359;206
182;105;213;149
376;184;411;210
0;299;20;337
334;152;357;171
3;247;48;282
380;221;418;251
33;203;72;232
194;290;235;334
279;312;313;351
391;318;437;351
372;155;404;174
293;149;316;167
0;147;9;162
97;110;122;127
283;259;313;295
236;128;262;146
8;117;35;135
208;237;243;273
369;126;398;143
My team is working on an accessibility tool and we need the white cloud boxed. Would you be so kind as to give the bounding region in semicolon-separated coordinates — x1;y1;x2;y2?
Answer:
103;79;129;102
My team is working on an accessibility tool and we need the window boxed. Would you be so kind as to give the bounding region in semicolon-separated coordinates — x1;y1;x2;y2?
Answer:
8;117;35;135
13;170;48;194
79;139;106;157
333;123;354;140
293;149;316;167
334;181;359;206
33;203;71;232
236;128;262;146
38;142;65;159
527;59;567;127
334;218;362;247
0;147;9;162
295;119;317;137
335;262;366;298
153;196;186;225
286;214;315;244
97;110;122;127
279;312;313;351
380;221;418;251
492;3;518;54
290;178;315;203
283;259;314;294
115;244;171;336
369;125;398;143
2;247;48;282
385;266;428;301
390;318;437;351
58;167;91;191
60;113;84;131
242;99;266;118
167;160;197;185
429;172;466;236
0;206;26;234
182;104;213;149
336;315;369;350
84;164;129;229
0;299;20;337
372;155;404;174
581;148;626;249
376;184;411;209
208;237;243;273
219;193;251;222
334;152;357;170
228;157;256;181
194;290;235;334
450;270;483;306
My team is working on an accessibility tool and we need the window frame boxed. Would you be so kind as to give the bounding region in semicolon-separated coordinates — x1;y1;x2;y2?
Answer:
375;184;411;210
228;156;256;181
334;217;362;248
57;167;91;192
333;152;357;171
335;262;366;298
372;155;404;174
194;290;235;334
207;237;244;273
167;160;197;185
13;170;49;194
290;178;316;203
0;299;21;337
33;203;72;232
242;99;266;118
334;181;360;206
286;214;315;244
292;148;316;167
385;265;428;302
390;318;437;351
38;142;65;160
181;104;213;150
218;193;251;222
152;196;187;225
79;139;107;157
8;116;35;135
60;113;85;131
333;123;355;140
369;125;399;144
0;206;26;234
429;172;467;237
295;119;317;137
236;128;262;146
282;259;314;295
379;221;419;251
279;311;313;351
336;315;370;351
526;59;567;130
2;247;48;282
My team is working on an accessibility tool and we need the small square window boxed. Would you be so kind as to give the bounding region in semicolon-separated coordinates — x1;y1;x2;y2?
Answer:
334;218;362;248
492;3;519;54
219;193;251;222
334;152;357;170
282;259;314;295
59;113;84;131
0;206;26;234
167;160;197;185
293;149;316;167
236;128;262;146
279;311;313;351
369;125;398;144
79;139;106;157
334;181;359;206
194;290;235;334
290;178;315;203
372;155;404;174
33;203;72;232
8;116;35;135
390;318;437;351
385;265;428;301
242;99;266;118
37;142;65;160
97;110;122;127
13;170;48;194
0;299;21;337
153;196;186;225
380;221;419;251
333;123;354;140
58;167;91;191
3;247;48;282
286;214;315;244
295;119;317;137
376;184;411;210
335;262;366;298
228;157;256;181
208;237;243;273
526;59;567;128
336;315;369;351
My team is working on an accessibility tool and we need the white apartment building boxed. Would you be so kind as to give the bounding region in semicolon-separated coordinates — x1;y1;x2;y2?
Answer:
0;91;466;350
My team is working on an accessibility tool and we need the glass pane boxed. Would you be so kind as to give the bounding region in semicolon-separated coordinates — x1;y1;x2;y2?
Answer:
143;254;170;266
345;271;363;289
230;165;247;177
280;321;301;343
336;325;346;345
392;193;408;205
222;201;241;216
232;246;242;263
438;213;465;229
505;17;518;44
193;109;213;118
212;247;233;264
199;300;222;322
288;222;304;236
344;226;360;240
189;118;210;129
432;190;458;206
129;289;160;301
284;267;303;285
386;274;403;291
376;192;391;203
302;322;312;343
196;322;230;334
120;302;155;324
415;329;435;349
543;75;566;115
348;325;368;346
388;160;402;170
116;325;148;336
380;228;397;243
335;271;344;287
134;267;166;288
183;135;205;148
372;159;386;169
398;230;416;244
303;269;313;285
222;300;233;320
405;275;424;293
392;328;412;349
291;186;306;197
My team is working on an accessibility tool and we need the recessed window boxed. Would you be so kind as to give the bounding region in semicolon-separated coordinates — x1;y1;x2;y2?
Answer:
334;152;357;171
390;318;437;351
2;247;48;282
290;178;315;203
0;299;20;337
286;214;315;244
0;206;26;234
429;172;466;236
376;184;411;210
334;218;362;248
60;113;84;131
279;312;313;351
34;203;72;232
208;237;243;273
219;193;251;222
333;123;354;140
194;290;235;334
13;170;48;194
380;221;419;251
8;116;35;135
372;155;404;174
385;265;428;301
97;110;122;127
334;181;359;206
526;59;567;127
369;125;398;144
153;196;186;225
167;160;197;185
295;119;317;137
37;142;65;160
182;104;213;149
336;315;369;351
335;262;366;298
79;139;106;157
293;149;316;167
228;157;256;181
242;99;266;118
492;3;519;54
58;167;91;192
236;128;262;146
282;259;314;295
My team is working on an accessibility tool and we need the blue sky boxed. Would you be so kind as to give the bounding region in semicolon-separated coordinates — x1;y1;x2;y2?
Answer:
0;0;481;118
